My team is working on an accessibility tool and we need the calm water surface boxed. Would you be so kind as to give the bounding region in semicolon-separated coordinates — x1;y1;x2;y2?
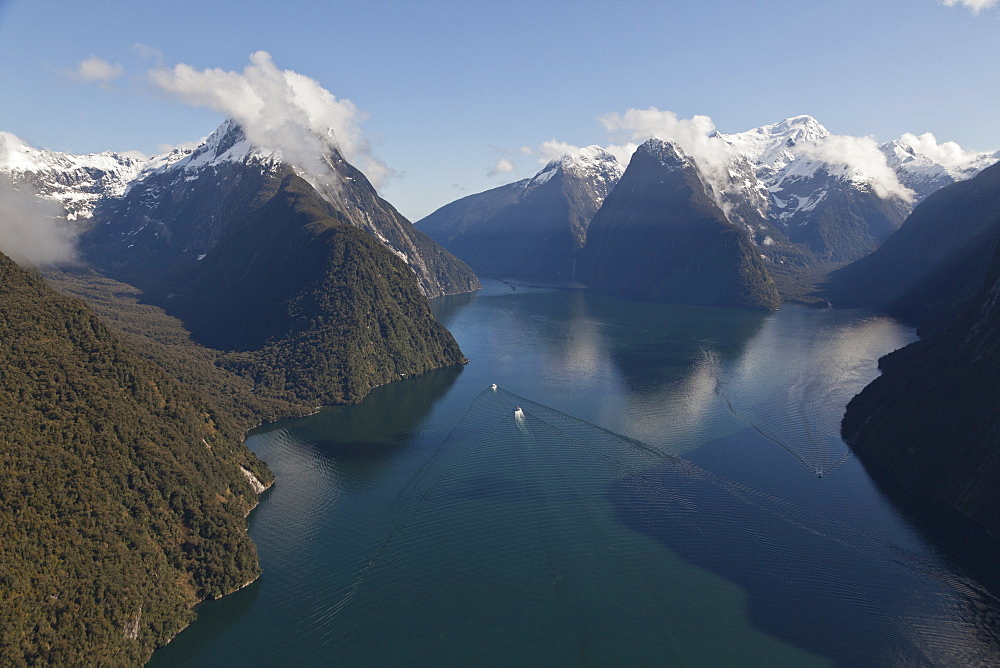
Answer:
150;280;1000;666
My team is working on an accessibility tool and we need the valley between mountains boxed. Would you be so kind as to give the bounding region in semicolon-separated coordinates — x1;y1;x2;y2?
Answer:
1;110;999;664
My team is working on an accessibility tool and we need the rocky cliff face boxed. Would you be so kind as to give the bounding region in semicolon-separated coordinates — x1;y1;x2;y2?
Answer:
581;138;781;310
843;240;1000;538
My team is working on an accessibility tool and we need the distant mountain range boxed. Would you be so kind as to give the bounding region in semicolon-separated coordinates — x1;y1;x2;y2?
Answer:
418;115;997;305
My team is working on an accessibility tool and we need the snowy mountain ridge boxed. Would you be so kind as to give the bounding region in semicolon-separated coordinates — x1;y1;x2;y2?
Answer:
0;131;149;220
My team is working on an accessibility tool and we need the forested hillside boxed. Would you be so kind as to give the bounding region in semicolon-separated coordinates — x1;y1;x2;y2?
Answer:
0;251;272;665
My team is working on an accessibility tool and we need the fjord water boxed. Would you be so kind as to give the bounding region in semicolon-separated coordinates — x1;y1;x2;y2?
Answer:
151;280;1000;666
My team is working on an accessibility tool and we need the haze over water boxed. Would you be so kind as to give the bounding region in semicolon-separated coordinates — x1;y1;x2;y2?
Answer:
150;280;1000;666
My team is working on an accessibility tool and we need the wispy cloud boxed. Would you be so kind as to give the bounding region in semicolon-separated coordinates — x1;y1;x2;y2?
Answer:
942;0;1000;14
487;158;515;176
131;43;163;66
536;140;585;164
75;56;124;82
147;51;392;189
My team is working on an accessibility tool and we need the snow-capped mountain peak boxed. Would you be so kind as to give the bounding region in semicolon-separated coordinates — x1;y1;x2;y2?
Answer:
529;145;624;188
635;137;692;169
720;115;832;177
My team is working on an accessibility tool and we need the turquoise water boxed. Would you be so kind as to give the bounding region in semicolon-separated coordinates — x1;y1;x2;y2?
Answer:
150;280;1000;666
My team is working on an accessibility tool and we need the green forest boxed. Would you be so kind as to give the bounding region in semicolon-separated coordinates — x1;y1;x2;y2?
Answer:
0;252;273;665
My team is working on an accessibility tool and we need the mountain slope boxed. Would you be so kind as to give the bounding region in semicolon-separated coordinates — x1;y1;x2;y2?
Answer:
0;251;271;665
581;138;780;310
842;240;1000;538
825;160;1000;328
145;174;467;405
418;146;622;279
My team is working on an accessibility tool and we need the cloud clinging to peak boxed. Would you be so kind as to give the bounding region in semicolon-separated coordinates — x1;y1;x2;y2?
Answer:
897;131;989;170
148;51;391;189
797;134;914;203
598;107;736;196
942;0;999;14
76;56;124;82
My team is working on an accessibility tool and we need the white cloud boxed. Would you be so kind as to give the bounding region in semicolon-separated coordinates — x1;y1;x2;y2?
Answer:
942;0;999;14
798;134;914;202
76;56;124;82
897;131;988;170
487;158;515;176
519;146;535;155
0;176;79;267
147;51;392;190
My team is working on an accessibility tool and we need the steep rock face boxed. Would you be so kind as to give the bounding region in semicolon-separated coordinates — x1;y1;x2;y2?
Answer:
842;242;1000;538
0;251;271;665
581;138;781;310
146;175;467;405
418;146;622;278
825;161;1000;328
81;121;479;298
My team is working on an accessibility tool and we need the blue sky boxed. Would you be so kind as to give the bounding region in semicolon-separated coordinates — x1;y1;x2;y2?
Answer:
1;0;998;220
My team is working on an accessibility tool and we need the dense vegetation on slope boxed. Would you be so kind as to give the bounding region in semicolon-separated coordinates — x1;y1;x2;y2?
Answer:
842;241;1000;538
0;252;272;665
581;139;781;310
150;175;466;405
43;268;306;425
825;161;1000;329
